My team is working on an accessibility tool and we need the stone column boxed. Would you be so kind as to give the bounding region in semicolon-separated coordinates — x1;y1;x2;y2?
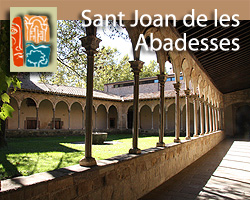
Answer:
157;74;167;147
79;25;101;166
18;107;20;130
209;104;213;132
68;109;71;130
184;89;191;140
53;108;55;130
174;82;181;143
215;108;218;131
217;108;220;130
200;99;205;135
204;101;209;134
36;107;39;130
129;60;144;154
212;106;216;132
193;95;199;137
107;112;109;130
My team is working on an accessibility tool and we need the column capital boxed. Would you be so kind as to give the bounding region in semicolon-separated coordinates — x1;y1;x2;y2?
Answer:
157;74;167;85
199;98;204;103
184;89;191;96
129;60;144;74
80;35;101;53
192;94;199;100
173;82;181;92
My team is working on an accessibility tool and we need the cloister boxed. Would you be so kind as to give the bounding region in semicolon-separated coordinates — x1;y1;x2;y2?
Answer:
1;21;250;199
8;76;207;135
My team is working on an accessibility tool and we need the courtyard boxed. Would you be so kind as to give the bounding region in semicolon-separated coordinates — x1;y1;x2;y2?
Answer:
0;135;184;179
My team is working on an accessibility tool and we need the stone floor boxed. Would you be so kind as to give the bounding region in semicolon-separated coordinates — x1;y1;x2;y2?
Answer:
140;138;250;200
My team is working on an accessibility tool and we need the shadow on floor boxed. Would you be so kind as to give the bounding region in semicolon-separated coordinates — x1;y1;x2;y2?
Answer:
140;138;250;200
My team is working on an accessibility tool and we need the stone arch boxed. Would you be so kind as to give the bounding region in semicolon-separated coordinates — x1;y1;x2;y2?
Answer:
96;103;108;113
38;98;54;109
165;99;175;111
169;51;183;82
181;58;192;90
108;105;118;129
55;99;69;111
127;105;133;129
69;100;84;111
167;103;175;132
39;99;53;129
96;104;107;130
153;104;160;129
140;105;152;130
55;101;69;129
20;98;37;129
190;67;199;94
70;102;83;129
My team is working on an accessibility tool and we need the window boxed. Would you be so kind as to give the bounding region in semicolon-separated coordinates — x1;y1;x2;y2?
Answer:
180;76;183;80
167;78;172;81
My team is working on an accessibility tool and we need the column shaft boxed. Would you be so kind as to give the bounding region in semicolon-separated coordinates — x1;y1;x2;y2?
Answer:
174;82;181;143
157;74;167;147
212;107;216;132
200;99;205;135
209;104;213;132
193;96;199;137
129;60;144;154
184;89;191;140
79;28;101;166
204;102;209;134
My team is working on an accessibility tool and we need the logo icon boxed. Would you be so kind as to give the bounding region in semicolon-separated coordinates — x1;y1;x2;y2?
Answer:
10;7;57;72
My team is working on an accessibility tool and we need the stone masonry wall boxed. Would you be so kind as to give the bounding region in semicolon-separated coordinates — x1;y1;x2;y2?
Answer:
0;131;225;200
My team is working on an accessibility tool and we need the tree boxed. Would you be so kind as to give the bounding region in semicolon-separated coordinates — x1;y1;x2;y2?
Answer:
0;21;21;148
40;20;159;90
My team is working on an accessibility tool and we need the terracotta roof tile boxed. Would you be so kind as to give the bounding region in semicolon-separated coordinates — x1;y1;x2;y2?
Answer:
17;79;122;101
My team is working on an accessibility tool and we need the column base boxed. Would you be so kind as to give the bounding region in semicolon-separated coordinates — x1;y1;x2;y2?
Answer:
185;136;191;140
129;148;141;154
156;142;165;147
174;138;181;143
200;133;205;136
193;134;199;137
79;157;97;167
205;132;209;134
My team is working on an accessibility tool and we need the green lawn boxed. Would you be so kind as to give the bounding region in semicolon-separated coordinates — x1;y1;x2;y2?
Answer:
0;134;183;179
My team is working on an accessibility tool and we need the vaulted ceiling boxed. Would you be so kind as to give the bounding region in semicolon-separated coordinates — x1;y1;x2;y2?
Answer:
175;20;250;94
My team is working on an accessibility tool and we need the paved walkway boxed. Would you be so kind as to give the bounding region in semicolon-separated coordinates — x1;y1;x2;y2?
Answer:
140;138;250;200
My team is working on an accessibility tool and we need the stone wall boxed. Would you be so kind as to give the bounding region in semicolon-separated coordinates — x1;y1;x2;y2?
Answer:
0;131;225;200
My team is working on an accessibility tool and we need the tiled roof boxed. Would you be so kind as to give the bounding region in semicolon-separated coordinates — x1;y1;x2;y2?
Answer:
123;90;190;100
17;78;122;101
15;78;189;101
